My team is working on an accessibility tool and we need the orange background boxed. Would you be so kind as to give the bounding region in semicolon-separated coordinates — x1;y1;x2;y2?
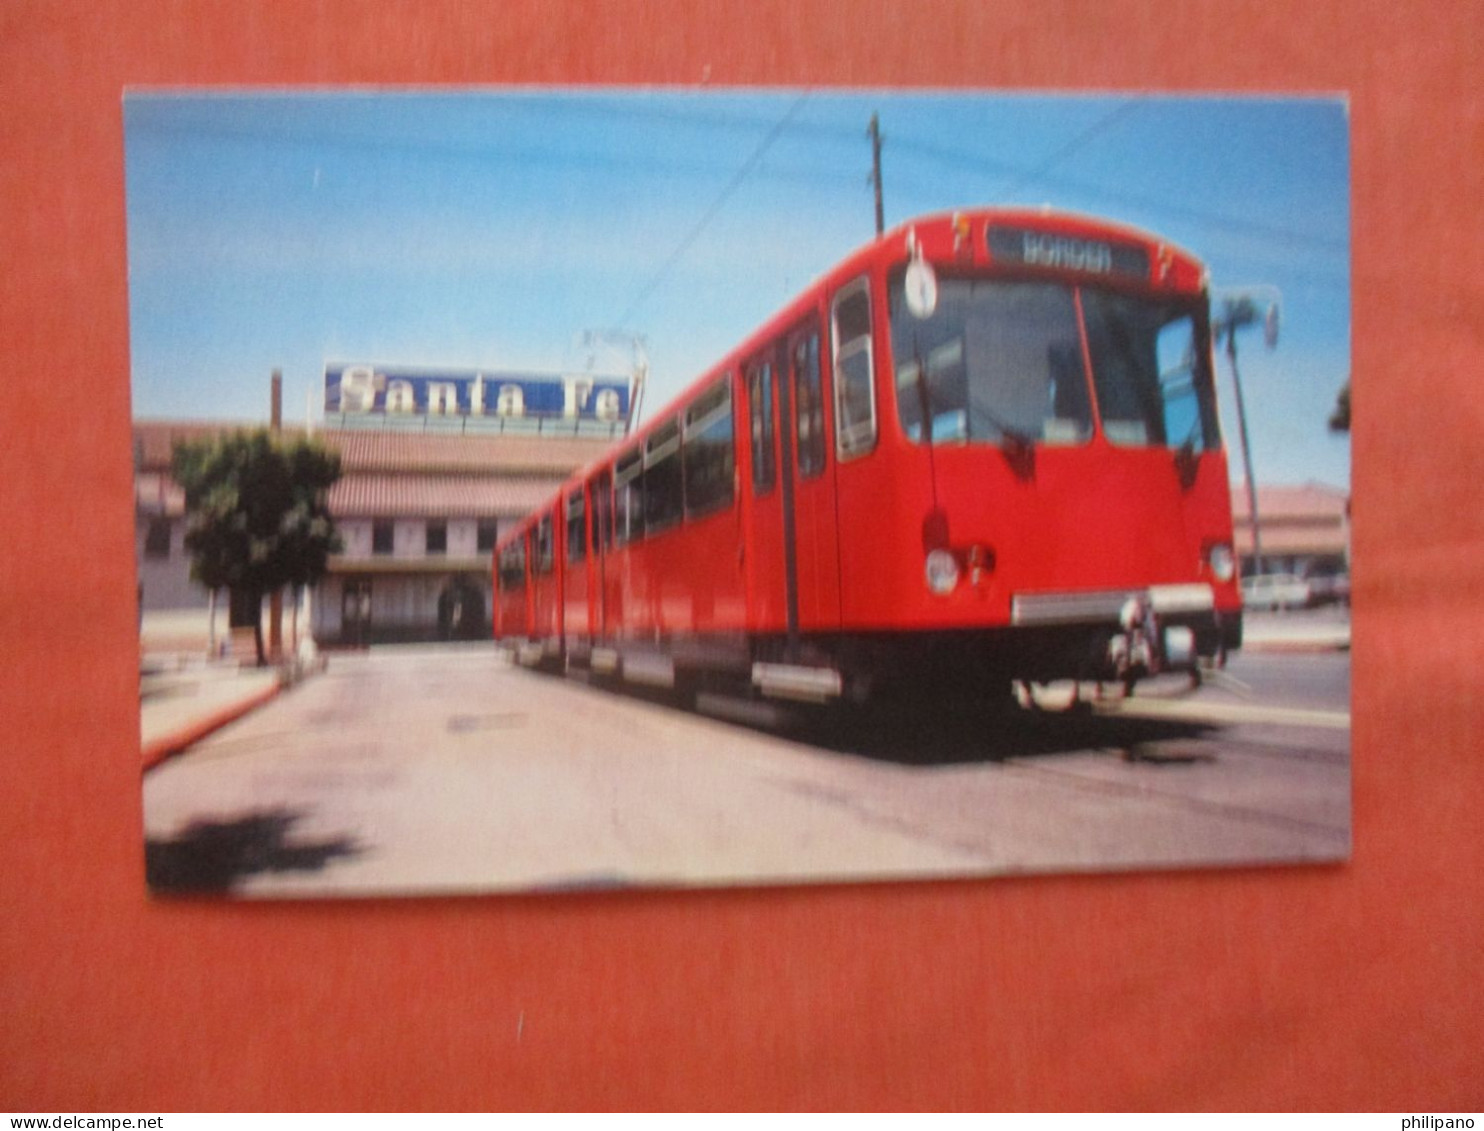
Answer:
3;0;1481;1111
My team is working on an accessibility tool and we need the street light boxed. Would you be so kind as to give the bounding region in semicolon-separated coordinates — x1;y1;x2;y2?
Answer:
1212;285;1281;577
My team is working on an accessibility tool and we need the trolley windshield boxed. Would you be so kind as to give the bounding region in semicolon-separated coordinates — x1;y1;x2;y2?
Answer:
888;274;1219;453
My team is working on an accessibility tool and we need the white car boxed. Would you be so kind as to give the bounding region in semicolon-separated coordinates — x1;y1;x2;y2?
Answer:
1240;573;1312;611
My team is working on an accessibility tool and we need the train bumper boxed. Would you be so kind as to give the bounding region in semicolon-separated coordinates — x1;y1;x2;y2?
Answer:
1011;583;1239;681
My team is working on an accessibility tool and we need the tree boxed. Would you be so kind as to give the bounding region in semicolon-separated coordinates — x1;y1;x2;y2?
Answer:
1329;383;1351;433
172;430;343;665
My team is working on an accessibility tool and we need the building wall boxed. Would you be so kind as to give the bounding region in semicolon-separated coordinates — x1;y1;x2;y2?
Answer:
131;419;581;651
315;516;504;644
315;571;493;646
138;512;501;646
339;519;373;558
136;515;209;612
447;519;482;558
337;518;490;562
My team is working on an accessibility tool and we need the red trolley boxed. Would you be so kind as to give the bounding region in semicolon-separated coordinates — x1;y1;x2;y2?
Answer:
494;207;1242;705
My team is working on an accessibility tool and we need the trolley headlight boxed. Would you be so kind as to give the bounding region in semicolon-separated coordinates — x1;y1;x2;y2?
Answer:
1208;543;1236;583
925;549;960;595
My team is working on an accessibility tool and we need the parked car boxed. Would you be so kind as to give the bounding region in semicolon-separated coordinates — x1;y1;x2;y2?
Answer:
1240;572;1312;611
1306;572;1351;607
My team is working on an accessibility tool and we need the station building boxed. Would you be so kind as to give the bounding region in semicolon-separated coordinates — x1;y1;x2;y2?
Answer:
1231;481;1350;578
135;421;614;647
135;364;627;650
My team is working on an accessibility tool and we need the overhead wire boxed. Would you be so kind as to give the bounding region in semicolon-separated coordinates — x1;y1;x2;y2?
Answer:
612;96;1341;333
889;134;1349;254
614;92;811;328
993;100;1143;201
139;93;1344;256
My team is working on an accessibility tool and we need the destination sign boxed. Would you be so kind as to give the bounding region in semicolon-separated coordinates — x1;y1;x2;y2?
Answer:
987;225;1151;281
323;364;631;422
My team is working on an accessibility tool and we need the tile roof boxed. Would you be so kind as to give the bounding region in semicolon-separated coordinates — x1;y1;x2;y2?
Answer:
1231;482;1349;521
328;429;612;475
134;421;599;522
328;474;565;518
133;422;239;469
1230;483;1348;557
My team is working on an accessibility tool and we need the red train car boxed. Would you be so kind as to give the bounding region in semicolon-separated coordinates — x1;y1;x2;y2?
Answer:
494;207;1242;706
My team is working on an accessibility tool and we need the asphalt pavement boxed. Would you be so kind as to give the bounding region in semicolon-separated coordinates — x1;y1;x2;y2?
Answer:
138;606;1349;770
140;639;1349;895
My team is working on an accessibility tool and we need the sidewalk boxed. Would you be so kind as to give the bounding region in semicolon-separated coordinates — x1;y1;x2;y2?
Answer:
140;655;285;770
1240;608;1351;653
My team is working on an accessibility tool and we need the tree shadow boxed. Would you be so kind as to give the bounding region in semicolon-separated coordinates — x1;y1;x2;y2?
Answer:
146;807;361;894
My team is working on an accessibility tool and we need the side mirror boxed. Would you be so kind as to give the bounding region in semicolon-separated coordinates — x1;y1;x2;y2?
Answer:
1263;302;1280;350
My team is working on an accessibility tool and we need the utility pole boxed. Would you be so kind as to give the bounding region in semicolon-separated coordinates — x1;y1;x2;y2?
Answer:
300;388;315;657
269;369;283;661
868;113;884;237
1213;289;1281;578
1226;323;1264;576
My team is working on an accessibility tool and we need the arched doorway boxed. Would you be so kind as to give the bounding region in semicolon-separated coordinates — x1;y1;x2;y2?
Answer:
437;575;488;641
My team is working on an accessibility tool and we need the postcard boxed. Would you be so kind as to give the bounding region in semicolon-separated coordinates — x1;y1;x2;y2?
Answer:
128;90;1351;896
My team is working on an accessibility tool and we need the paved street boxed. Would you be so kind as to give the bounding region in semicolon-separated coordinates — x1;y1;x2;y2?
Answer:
141;631;1350;896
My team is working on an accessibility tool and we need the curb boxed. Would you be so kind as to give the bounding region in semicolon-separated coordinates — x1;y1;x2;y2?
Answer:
1241;638;1350;655
141;678;282;772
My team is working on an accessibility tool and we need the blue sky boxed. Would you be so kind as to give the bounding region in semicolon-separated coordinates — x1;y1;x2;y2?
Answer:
124;90;1350;486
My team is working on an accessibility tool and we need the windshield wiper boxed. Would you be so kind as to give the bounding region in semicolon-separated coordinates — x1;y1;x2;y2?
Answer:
1173;419;1202;489
973;406;1035;479
968;403;1033;454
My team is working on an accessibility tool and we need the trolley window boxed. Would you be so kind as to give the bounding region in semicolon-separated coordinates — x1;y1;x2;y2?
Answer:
748;361;775;494
565;490;586;563
497;536;527;591
534;513;554;575
890;276;1092;447
1080;290;1219;452
793;331;826;478
592;470;613;552
643;418;683;534
683;377;735;518
832;277;877;458
614;448;644;546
